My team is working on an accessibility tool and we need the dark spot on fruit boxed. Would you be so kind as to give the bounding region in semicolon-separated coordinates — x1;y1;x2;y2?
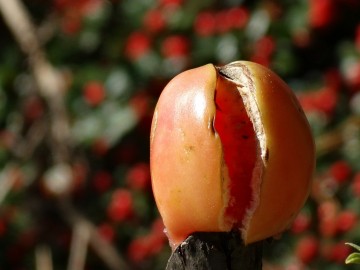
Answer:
265;148;270;162
297;106;303;113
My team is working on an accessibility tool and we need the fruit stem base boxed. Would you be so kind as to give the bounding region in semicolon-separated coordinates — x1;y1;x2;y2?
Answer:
166;230;263;270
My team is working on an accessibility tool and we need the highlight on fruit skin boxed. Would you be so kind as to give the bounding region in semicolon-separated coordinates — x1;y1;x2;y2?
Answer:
150;60;316;249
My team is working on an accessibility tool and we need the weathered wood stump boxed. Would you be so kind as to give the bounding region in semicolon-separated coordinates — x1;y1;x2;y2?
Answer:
166;230;263;270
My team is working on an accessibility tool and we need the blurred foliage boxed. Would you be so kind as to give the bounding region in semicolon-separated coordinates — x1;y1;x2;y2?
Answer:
0;0;360;269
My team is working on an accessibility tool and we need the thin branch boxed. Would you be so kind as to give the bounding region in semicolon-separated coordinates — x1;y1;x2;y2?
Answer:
0;165;17;205
59;200;130;270
35;245;53;270
316;116;360;157
37;13;59;46
0;0;71;164
0;2;129;269
89;224;130;270
0;0;61;99
13;119;48;160
67;221;91;270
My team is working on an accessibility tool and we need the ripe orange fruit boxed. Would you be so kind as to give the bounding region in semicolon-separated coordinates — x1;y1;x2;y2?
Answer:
150;61;315;248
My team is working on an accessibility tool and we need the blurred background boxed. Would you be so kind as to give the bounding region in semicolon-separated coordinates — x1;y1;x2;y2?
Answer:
0;0;360;269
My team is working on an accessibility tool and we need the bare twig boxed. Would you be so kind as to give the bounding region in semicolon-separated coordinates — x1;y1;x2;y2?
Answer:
35;245;53;270
67;221;91;270
59;200;130;270
316;116;360;157
89;224;130;270
13;119;48;160
0;2;129;269
0;165;17;205
0;0;61;98
0;0;71;164
37;13;59;45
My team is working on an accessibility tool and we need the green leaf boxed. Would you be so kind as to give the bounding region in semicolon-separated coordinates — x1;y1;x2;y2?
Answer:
345;252;360;265
346;242;360;252
345;243;360;265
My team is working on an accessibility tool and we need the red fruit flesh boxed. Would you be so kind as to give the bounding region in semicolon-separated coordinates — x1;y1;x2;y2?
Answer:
214;76;258;228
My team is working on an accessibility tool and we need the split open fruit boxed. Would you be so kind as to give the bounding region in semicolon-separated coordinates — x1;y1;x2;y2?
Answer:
150;61;315;248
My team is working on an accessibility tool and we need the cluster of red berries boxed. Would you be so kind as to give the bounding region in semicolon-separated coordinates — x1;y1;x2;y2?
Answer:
54;0;104;35
2;0;360;269
127;218;167;262
282;158;359;269
194;7;249;36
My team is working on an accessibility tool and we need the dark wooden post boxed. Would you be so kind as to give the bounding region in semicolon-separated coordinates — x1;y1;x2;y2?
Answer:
166;230;263;270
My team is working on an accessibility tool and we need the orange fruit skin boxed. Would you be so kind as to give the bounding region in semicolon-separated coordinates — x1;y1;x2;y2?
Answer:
241;61;315;244
150;61;315;247
150;64;226;247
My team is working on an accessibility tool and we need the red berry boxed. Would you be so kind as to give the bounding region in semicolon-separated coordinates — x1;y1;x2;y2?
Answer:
329;160;351;183
127;230;167;262
149;219;167;253
319;219;338;238
143;9;166;33
327;243;352;263
107;189;133;222
317;200;338;237
336;210;357;233
127;238;150;262
317;88;338;115
125;32;151;60
83;81;105;106
291;212;311;234
298;86;338;116
227;7;249;29
151;218;166;237
214;10;233;34
147;232;166;254
351;173;360;197
194;12;216;36
161;35;189;58
97;223;115;243
254;36;275;57
160;0;183;7
60;15;82;35
295;236;319;263
126;163;151;191
309;0;336;29
250;36;276;67
250;54;271;67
